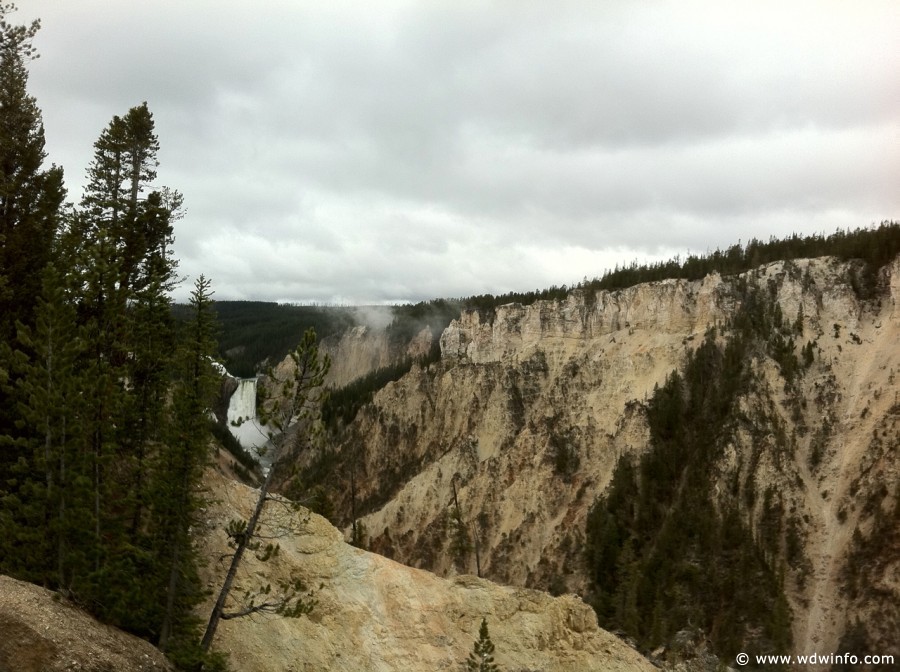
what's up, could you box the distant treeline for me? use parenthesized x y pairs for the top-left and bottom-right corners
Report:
(402, 222), (900, 323)
(177, 222), (899, 377)
(464, 221), (900, 317)
(385, 298), (462, 346)
(583, 221), (900, 294)
(171, 302), (357, 377)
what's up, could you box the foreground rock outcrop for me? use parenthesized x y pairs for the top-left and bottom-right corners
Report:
(200, 470), (654, 672)
(0, 575), (173, 672)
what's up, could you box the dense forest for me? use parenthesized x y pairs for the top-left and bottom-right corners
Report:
(0, 8), (223, 669)
(181, 301), (356, 377)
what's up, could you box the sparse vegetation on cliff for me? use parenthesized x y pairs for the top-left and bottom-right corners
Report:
(585, 322), (793, 659)
(304, 239), (899, 667)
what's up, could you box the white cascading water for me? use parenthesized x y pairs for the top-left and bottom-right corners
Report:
(227, 378), (257, 424)
(225, 378), (273, 465)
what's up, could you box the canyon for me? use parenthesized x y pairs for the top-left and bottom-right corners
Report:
(283, 255), (899, 658)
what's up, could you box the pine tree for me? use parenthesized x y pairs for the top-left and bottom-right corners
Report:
(465, 618), (501, 672)
(152, 275), (219, 664)
(78, 102), (160, 301)
(52, 102), (183, 626)
(120, 187), (180, 539)
(0, 1), (65, 511)
(0, 263), (86, 585)
(0, 3), (65, 341)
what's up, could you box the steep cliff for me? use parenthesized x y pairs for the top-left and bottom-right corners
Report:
(321, 323), (434, 389)
(304, 255), (899, 657)
(199, 470), (654, 672)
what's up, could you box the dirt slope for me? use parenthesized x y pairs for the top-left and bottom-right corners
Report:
(0, 575), (173, 672)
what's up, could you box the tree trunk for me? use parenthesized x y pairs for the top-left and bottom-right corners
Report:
(472, 521), (482, 578)
(158, 538), (180, 652)
(200, 450), (278, 653)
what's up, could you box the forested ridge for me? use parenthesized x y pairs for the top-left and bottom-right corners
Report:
(178, 301), (355, 377)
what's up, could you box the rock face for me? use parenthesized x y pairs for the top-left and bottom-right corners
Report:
(200, 470), (655, 672)
(321, 324), (433, 388)
(310, 256), (899, 656)
(0, 575), (173, 672)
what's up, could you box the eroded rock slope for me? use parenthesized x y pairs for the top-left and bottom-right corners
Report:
(310, 256), (899, 655)
(199, 470), (654, 672)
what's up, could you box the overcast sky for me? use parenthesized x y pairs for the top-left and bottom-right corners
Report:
(18, 1), (900, 304)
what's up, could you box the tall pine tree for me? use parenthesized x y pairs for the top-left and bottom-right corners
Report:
(0, 2), (66, 512)
(153, 275), (219, 662)
(0, 3), (65, 340)
(50, 103), (179, 623)
(0, 263), (87, 586)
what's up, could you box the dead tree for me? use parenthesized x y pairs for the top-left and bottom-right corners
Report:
(200, 328), (330, 654)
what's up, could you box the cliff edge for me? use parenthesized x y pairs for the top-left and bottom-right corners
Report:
(200, 469), (654, 672)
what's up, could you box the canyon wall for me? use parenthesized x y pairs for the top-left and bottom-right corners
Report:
(321, 323), (433, 389)
(310, 256), (899, 655)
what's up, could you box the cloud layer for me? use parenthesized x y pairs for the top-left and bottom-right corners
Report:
(21, 1), (899, 303)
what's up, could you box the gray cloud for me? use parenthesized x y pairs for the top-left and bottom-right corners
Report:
(19, 0), (900, 303)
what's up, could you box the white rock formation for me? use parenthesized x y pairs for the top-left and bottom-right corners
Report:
(200, 470), (655, 672)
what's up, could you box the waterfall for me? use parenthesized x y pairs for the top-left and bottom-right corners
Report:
(227, 378), (257, 426)
(226, 378), (272, 462)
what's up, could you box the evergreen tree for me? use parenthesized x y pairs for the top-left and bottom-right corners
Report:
(49, 103), (183, 627)
(152, 275), (219, 665)
(0, 1), (65, 513)
(120, 187), (180, 538)
(465, 618), (501, 672)
(78, 102), (160, 302)
(0, 3), (65, 341)
(0, 263), (86, 585)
